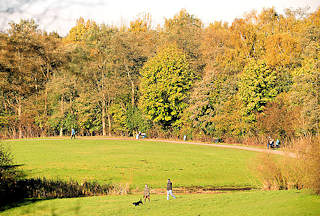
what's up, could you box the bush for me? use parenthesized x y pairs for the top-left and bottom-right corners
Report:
(0, 142), (25, 182)
(1, 177), (115, 207)
(0, 143), (14, 179)
(295, 137), (320, 194)
(254, 137), (320, 194)
(0, 143), (25, 205)
(0, 142), (116, 207)
(254, 153), (303, 190)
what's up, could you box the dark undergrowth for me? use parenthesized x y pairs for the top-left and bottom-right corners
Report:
(0, 177), (113, 210)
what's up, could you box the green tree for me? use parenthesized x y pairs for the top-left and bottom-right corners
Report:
(125, 105), (150, 135)
(140, 45), (195, 129)
(239, 60), (279, 133)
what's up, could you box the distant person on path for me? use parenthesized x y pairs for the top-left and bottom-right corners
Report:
(136, 131), (141, 139)
(144, 184), (150, 203)
(275, 139), (280, 148)
(71, 128), (76, 139)
(267, 136), (274, 149)
(167, 179), (176, 200)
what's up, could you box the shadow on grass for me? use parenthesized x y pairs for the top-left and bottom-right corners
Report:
(0, 177), (113, 211)
(0, 198), (44, 212)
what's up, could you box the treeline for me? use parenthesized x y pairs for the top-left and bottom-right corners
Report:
(0, 8), (319, 143)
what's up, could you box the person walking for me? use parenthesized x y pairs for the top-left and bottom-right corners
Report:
(144, 184), (150, 203)
(71, 128), (76, 139)
(166, 179), (176, 200)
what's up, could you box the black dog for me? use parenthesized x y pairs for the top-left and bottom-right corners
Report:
(132, 199), (143, 206)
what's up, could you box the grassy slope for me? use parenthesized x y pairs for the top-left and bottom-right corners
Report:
(5, 139), (259, 189)
(1, 190), (319, 216)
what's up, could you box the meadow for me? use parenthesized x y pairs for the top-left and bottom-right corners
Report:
(1, 138), (320, 215)
(5, 138), (259, 189)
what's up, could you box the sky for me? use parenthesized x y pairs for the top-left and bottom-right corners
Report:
(1, 0), (319, 36)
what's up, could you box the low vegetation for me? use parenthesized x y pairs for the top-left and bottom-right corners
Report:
(0, 143), (25, 205)
(255, 137), (320, 194)
(1, 178), (112, 204)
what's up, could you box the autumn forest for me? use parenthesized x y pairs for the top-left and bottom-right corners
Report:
(0, 8), (319, 143)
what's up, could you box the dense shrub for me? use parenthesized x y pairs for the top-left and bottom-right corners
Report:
(254, 137), (320, 194)
(295, 137), (320, 194)
(0, 177), (115, 207)
(0, 143), (25, 205)
(0, 141), (129, 207)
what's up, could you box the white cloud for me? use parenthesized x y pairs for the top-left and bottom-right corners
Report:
(0, 0), (319, 36)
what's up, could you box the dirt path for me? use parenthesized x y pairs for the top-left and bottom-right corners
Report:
(149, 139), (296, 158)
(86, 137), (296, 158)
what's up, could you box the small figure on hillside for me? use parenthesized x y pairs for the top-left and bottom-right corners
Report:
(141, 132), (146, 138)
(167, 179), (176, 200)
(144, 184), (150, 203)
(71, 128), (76, 139)
(267, 136), (274, 149)
(275, 139), (280, 148)
(136, 131), (141, 140)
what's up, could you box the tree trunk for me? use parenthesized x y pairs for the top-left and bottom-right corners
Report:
(106, 96), (112, 137)
(17, 52), (23, 139)
(43, 86), (48, 137)
(126, 68), (135, 106)
(59, 95), (64, 137)
(107, 112), (112, 137)
(131, 79), (135, 106)
(59, 127), (63, 137)
(11, 127), (16, 139)
(44, 65), (51, 136)
(18, 100), (22, 139)
(102, 98), (106, 136)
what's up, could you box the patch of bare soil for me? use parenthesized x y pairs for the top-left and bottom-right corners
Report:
(132, 186), (254, 195)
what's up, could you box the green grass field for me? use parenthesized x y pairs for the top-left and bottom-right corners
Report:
(1, 138), (319, 215)
(1, 190), (319, 216)
(5, 139), (259, 189)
